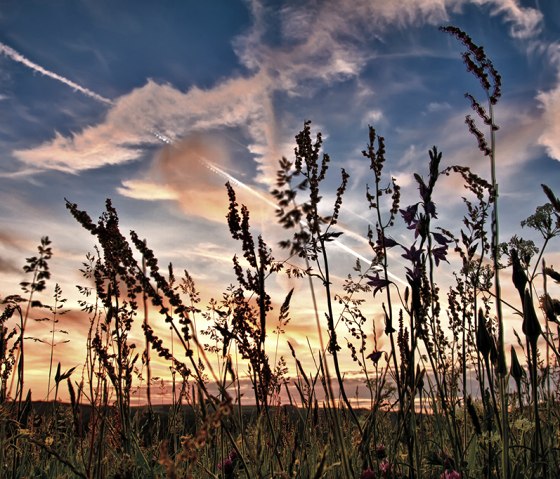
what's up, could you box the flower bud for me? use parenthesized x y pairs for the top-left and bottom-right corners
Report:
(522, 289), (542, 344)
(510, 346), (524, 383)
(511, 248), (527, 300)
(476, 309), (493, 359)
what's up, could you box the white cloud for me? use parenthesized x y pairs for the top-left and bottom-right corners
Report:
(472, 0), (543, 39)
(362, 109), (384, 126)
(536, 43), (560, 162)
(13, 76), (270, 173)
(537, 86), (560, 161)
(426, 101), (451, 113)
(117, 180), (179, 201)
(9, 0), (548, 187)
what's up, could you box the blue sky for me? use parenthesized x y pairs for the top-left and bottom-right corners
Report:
(1, 0), (559, 400)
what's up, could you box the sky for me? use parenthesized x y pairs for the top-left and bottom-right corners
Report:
(1, 0), (560, 404)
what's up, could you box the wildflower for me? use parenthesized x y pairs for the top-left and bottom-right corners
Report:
(194, 428), (207, 448)
(218, 450), (238, 479)
(367, 273), (391, 297)
(375, 444), (387, 459)
(367, 351), (383, 365)
(360, 467), (376, 479)
(432, 245), (449, 266)
(441, 470), (461, 479)
(400, 204), (419, 228)
(379, 459), (392, 476)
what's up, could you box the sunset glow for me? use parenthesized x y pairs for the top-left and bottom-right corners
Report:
(1, 1), (559, 406)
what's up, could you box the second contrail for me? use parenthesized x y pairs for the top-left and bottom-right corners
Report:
(0, 42), (114, 105)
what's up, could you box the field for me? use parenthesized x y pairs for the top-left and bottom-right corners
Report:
(1, 27), (560, 479)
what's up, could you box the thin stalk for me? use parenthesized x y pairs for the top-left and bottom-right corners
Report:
(487, 99), (509, 479)
(305, 250), (353, 478)
(142, 247), (153, 413)
(319, 238), (363, 437)
(46, 290), (59, 402)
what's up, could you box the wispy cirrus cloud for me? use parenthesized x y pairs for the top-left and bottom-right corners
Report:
(536, 43), (560, 162)
(4, 0), (549, 189)
(13, 75), (271, 173)
(472, 0), (543, 39)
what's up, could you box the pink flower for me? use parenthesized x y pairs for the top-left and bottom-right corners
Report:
(360, 467), (376, 479)
(379, 459), (392, 476)
(441, 470), (461, 479)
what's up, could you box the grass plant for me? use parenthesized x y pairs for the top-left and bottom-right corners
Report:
(1, 26), (560, 479)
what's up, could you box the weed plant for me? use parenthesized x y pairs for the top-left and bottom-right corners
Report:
(1, 26), (560, 479)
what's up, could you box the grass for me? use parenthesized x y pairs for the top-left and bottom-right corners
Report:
(1, 26), (560, 478)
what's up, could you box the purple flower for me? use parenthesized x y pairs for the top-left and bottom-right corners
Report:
(367, 273), (391, 297)
(220, 458), (234, 474)
(400, 204), (419, 227)
(218, 450), (238, 477)
(379, 459), (392, 476)
(432, 245), (449, 266)
(375, 444), (387, 459)
(367, 351), (383, 365)
(441, 470), (461, 479)
(401, 243), (423, 264)
(360, 467), (376, 479)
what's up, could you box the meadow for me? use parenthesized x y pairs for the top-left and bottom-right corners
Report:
(1, 27), (560, 479)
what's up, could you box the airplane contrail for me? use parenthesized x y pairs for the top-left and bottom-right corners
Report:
(202, 157), (407, 286)
(0, 42), (114, 105)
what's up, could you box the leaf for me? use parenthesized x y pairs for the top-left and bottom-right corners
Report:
(378, 235), (399, 249)
(55, 363), (77, 384)
(322, 231), (344, 242)
(432, 232), (451, 246)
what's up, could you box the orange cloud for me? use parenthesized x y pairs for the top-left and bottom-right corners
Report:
(119, 134), (276, 224)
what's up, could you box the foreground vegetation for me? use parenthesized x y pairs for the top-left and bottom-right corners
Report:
(1, 27), (560, 479)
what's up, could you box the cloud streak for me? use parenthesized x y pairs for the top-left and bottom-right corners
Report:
(3, 1), (553, 190)
(0, 42), (114, 106)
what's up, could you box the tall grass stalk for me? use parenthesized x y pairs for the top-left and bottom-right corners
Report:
(2, 25), (560, 479)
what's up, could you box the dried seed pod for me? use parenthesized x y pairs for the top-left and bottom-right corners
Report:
(541, 293), (560, 323)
